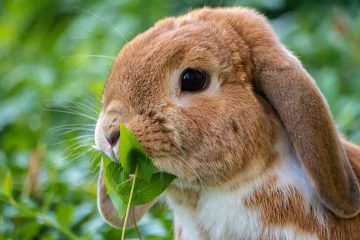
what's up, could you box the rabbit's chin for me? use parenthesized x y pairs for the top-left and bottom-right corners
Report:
(150, 157), (229, 188)
(170, 178), (205, 191)
(150, 158), (200, 184)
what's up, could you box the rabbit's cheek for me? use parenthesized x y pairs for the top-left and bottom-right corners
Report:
(127, 114), (180, 159)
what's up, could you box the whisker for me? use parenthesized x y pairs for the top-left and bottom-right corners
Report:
(76, 8), (129, 43)
(61, 98), (100, 117)
(55, 94), (101, 109)
(180, 160), (206, 191)
(65, 140), (94, 155)
(50, 127), (95, 133)
(155, 149), (207, 193)
(54, 129), (95, 137)
(56, 134), (94, 145)
(68, 147), (97, 163)
(49, 124), (96, 131)
(45, 94), (101, 171)
(71, 36), (108, 43)
(51, 123), (96, 128)
(172, 148), (207, 192)
(62, 54), (115, 60)
(87, 91), (102, 105)
(54, 148), (95, 169)
(89, 152), (102, 171)
(45, 108), (97, 122)
(63, 136), (93, 149)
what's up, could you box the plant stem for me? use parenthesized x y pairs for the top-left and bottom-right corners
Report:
(132, 208), (142, 240)
(5, 197), (79, 240)
(121, 166), (138, 240)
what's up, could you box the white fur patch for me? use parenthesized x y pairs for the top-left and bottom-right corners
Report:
(166, 128), (325, 239)
(168, 203), (204, 239)
(198, 185), (262, 239)
(274, 129), (327, 229)
(268, 226), (318, 240)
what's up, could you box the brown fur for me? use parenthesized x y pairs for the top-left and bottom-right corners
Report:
(166, 186), (200, 210)
(187, 6), (360, 219)
(95, 6), (360, 238)
(244, 179), (324, 239)
(244, 142), (360, 239)
(101, 12), (276, 185)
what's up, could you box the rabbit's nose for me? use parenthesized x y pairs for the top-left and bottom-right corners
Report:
(105, 129), (120, 147)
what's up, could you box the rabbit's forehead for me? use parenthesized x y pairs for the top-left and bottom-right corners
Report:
(103, 19), (234, 110)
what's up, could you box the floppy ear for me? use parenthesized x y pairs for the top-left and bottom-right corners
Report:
(195, 7), (360, 218)
(97, 161), (156, 228)
(97, 163), (122, 228)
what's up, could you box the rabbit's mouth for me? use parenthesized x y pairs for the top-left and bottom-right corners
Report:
(92, 143), (118, 163)
(94, 106), (182, 165)
(94, 112), (120, 163)
(110, 141), (120, 161)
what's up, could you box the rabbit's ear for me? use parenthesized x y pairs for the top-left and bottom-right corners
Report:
(97, 161), (156, 227)
(97, 163), (122, 228)
(199, 7), (360, 218)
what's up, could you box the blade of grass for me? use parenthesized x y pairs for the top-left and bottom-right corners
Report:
(121, 165), (138, 240)
(132, 208), (142, 240)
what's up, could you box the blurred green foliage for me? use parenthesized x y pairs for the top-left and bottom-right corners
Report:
(0, 0), (359, 239)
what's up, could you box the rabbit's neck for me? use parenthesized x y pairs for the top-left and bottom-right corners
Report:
(166, 129), (325, 240)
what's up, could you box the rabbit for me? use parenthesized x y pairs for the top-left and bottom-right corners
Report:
(94, 6), (360, 240)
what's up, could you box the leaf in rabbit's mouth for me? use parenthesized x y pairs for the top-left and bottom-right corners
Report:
(94, 123), (176, 236)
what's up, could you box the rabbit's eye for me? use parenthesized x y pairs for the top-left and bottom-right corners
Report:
(181, 69), (208, 92)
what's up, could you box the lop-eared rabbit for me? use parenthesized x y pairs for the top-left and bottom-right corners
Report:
(94, 7), (360, 240)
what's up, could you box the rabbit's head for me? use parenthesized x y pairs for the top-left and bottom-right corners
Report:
(95, 7), (360, 219)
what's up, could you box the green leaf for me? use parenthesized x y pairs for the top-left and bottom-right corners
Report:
(90, 153), (102, 172)
(102, 157), (127, 218)
(3, 170), (12, 198)
(108, 191), (127, 219)
(137, 172), (176, 203)
(99, 124), (176, 233)
(17, 222), (41, 240)
(55, 205), (75, 228)
(119, 123), (144, 176)
(40, 234), (57, 240)
(117, 172), (175, 205)
(103, 156), (125, 190)
(137, 154), (153, 183)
